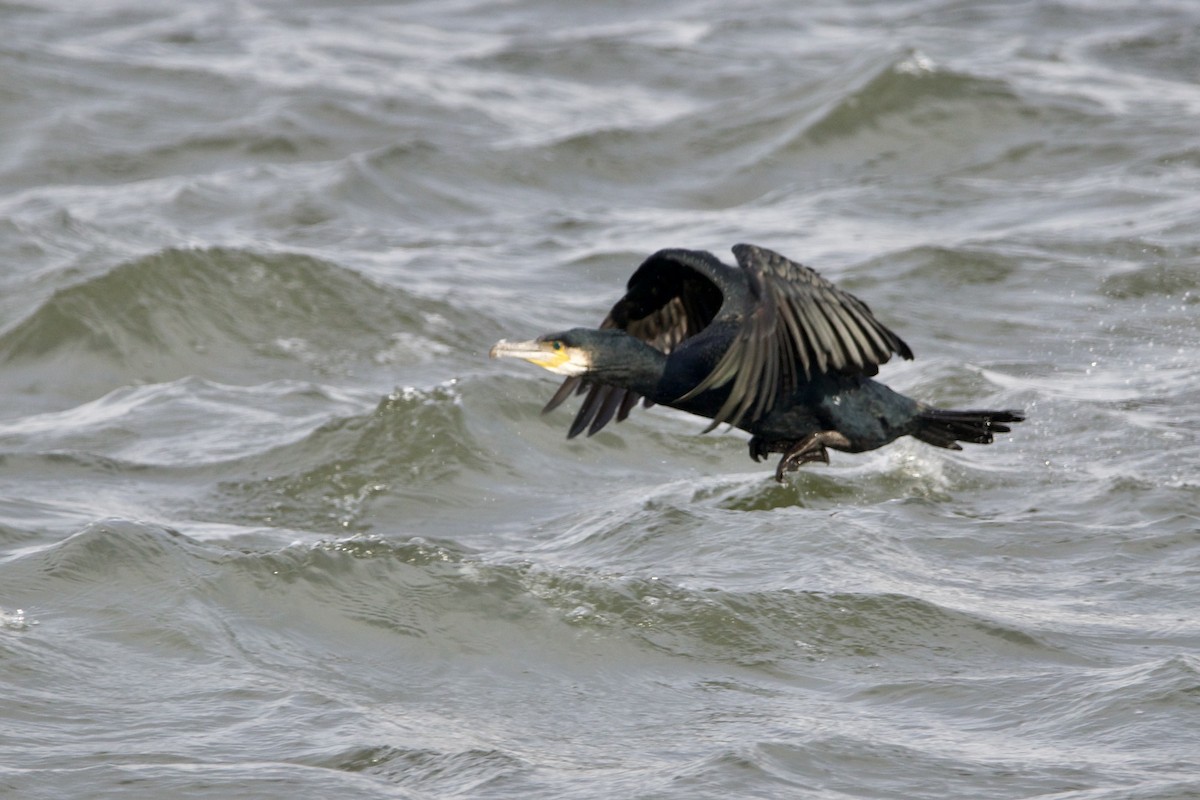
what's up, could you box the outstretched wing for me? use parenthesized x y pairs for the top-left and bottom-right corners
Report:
(678, 243), (913, 431)
(543, 249), (728, 437)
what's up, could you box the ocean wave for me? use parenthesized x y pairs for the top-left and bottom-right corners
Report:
(801, 51), (1022, 144)
(0, 376), (369, 466)
(4, 520), (1061, 671)
(207, 382), (484, 533)
(320, 744), (529, 795)
(0, 247), (471, 407)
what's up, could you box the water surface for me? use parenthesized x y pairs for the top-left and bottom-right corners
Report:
(2, 1), (1199, 798)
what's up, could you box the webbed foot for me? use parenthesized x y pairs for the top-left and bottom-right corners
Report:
(774, 437), (830, 482)
(768, 431), (854, 482)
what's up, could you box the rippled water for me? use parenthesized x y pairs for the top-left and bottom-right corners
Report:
(2, 1), (1199, 798)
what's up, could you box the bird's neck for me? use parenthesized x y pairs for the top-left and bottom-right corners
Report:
(588, 333), (668, 399)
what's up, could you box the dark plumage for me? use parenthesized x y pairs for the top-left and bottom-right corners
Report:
(490, 244), (1024, 481)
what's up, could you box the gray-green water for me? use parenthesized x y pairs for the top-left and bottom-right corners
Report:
(2, 2), (1199, 798)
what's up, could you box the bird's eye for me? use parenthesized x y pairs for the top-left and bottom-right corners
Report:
(552, 341), (562, 351)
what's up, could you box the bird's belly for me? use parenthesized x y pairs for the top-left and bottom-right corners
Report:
(749, 377), (918, 452)
(749, 406), (825, 442)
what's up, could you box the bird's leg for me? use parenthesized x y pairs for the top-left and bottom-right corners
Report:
(774, 437), (829, 482)
(749, 432), (849, 480)
(768, 431), (854, 482)
(748, 435), (827, 472)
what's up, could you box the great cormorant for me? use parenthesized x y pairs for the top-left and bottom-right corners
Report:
(490, 244), (1024, 481)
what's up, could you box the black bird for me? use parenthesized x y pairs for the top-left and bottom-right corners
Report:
(490, 244), (1023, 481)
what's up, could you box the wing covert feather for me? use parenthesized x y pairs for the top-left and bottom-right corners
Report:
(678, 243), (912, 430)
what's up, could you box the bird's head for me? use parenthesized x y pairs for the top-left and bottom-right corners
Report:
(488, 328), (608, 376)
(489, 328), (656, 379)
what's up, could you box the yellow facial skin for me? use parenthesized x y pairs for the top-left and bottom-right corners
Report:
(489, 339), (590, 376)
(529, 341), (570, 370)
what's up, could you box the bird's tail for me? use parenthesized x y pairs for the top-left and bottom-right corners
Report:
(913, 407), (1025, 450)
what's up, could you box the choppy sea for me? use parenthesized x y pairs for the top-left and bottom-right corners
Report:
(2, 1), (1199, 798)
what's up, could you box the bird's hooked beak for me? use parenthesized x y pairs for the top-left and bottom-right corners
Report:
(489, 337), (591, 376)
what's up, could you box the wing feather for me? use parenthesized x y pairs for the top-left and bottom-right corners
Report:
(546, 250), (727, 437)
(587, 386), (626, 436)
(567, 384), (606, 438)
(677, 243), (912, 429)
(542, 375), (584, 414)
